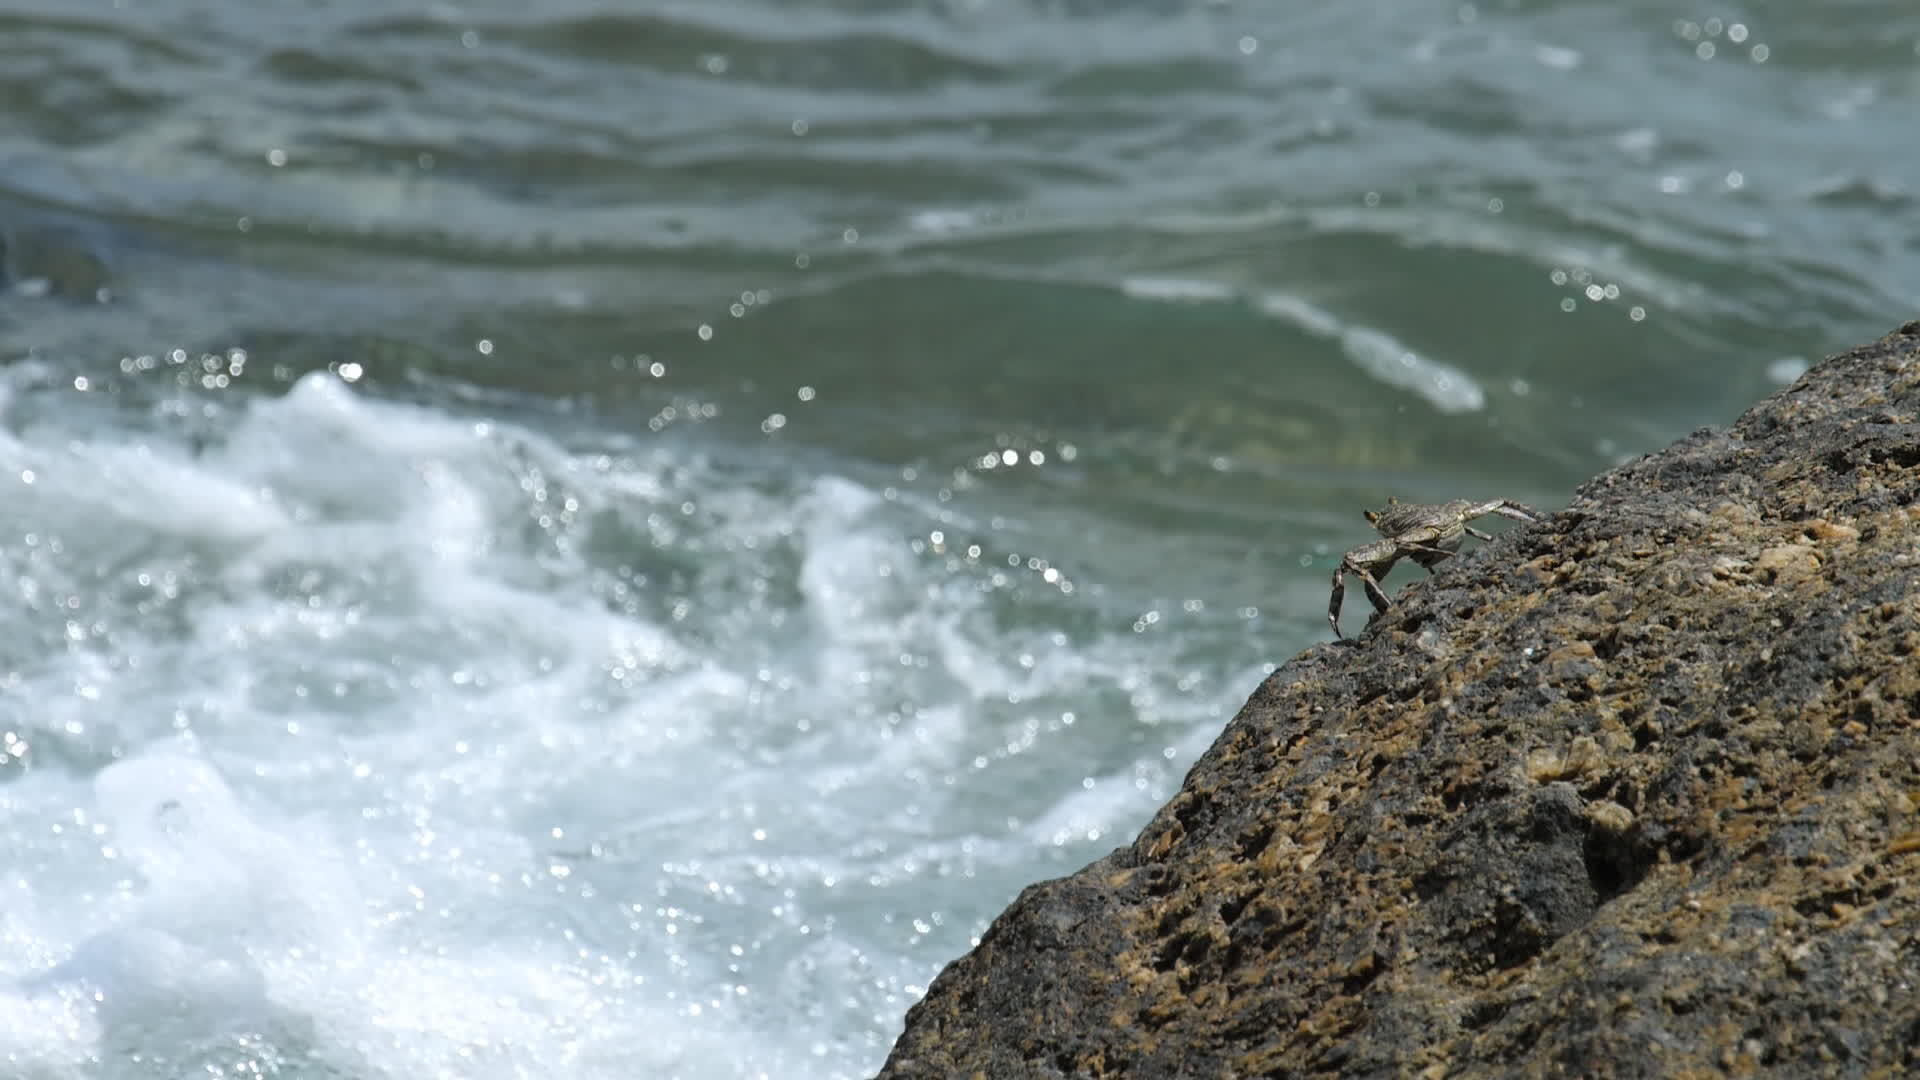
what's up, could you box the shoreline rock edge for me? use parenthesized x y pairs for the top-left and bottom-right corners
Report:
(878, 321), (1920, 1079)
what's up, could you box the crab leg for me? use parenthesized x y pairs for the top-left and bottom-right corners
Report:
(1328, 561), (1394, 640)
(1484, 500), (1541, 523)
(1400, 539), (1458, 570)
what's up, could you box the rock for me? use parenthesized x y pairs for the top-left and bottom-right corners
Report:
(878, 321), (1920, 1079)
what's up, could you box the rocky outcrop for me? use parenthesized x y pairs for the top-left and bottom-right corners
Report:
(880, 323), (1920, 1078)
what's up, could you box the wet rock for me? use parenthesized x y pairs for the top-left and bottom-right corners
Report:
(879, 321), (1920, 1079)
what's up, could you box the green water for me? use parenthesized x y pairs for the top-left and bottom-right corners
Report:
(2, 2), (1917, 1075)
(12, 2), (1911, 631)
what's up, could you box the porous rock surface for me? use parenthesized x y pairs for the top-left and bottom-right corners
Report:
(879, 323), (1920, 1078)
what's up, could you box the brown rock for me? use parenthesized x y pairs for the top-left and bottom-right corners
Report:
(878, 323), (1920, 1079)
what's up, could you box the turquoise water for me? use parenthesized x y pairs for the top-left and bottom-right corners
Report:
(2, 3), (1917, 1077)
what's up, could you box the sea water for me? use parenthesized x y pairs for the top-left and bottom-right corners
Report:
(3, 1), (1917, 1077)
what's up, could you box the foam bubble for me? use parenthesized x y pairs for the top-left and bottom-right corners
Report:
(1, 751), (351, 1070)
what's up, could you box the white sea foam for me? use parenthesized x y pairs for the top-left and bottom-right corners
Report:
(1120, 276), (1238, 303)
(0, 423), (287, 545)
(908, 208), (978, 234)
(1257, 293), (1488, 413)
(0, 367), (1244, 1078)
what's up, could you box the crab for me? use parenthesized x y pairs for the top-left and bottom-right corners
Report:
(1328, 497), (1542, 640)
